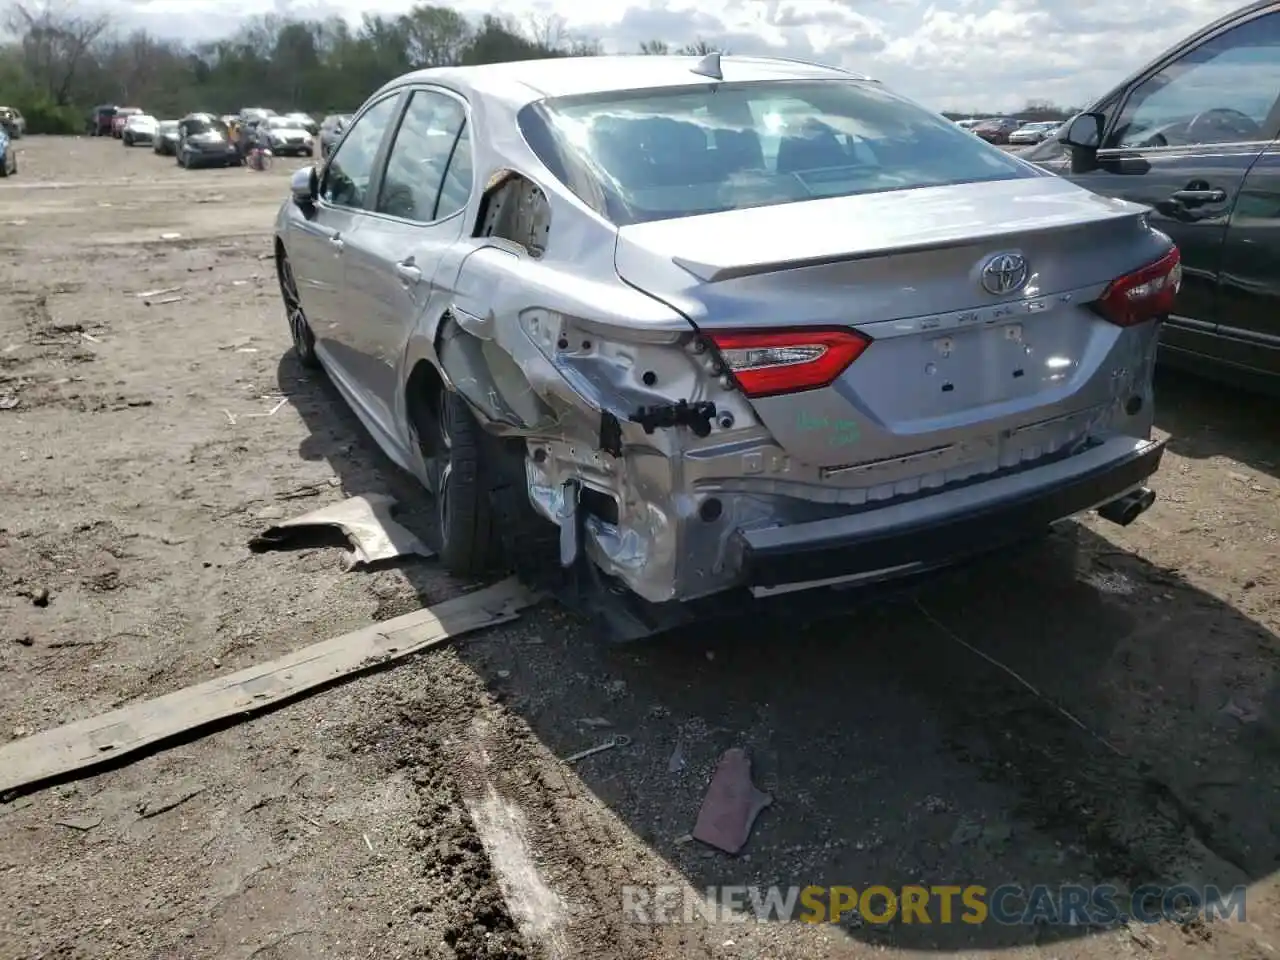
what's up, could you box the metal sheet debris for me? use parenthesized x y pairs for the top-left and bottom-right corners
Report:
(247, 493), (434, 569)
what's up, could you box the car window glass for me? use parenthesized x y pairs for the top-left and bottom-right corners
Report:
(520, 79), (1031, 226)
(1108, 11), (1280, 149)
(322, 95), (400, 209)
(435, 122), (473, 220)
(375, 90), (467, 222)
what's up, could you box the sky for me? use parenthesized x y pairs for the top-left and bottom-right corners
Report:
(103, 0), (1248, 112)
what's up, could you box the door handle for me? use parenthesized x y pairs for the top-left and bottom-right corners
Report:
(395, 258), (421, 284)
(1169, 188), (1225, 205)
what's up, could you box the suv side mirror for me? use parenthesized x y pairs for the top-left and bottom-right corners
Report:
(1059, 111), (1105, 173)
(1061, 112), (1104, 150)
(291, 165), (318, 214)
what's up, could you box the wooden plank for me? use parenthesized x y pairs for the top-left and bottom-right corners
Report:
(0, 577), (538, 795)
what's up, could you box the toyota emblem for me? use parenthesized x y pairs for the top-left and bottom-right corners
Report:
(980, 253), (1029, 296)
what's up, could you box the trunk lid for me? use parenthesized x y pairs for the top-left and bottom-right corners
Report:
(614, 177), (1166, 475)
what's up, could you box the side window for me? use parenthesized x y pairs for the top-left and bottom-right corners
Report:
(375, 90), (468, 223)
(1108, 11), (1280, 149)
(322, 95), (400, 209)
(435, 122), (473, 221)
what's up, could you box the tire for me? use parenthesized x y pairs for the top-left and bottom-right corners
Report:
(277, 251), (320, 369)
(428, 390), (502, 578)
(416, 379), (560, 583)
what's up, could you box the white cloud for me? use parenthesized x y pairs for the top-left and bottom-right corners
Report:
(105, 0), (1247, 111)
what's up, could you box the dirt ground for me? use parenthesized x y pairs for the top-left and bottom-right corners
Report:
(1, 135), (1279, 960)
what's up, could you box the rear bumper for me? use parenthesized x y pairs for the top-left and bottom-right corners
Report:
(738, 436), (1165, 589)
(189, 151), (239, 166)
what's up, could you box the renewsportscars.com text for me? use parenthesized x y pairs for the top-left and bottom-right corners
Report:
(622, 883), (1247, 926)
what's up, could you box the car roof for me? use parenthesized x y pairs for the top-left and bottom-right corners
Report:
(385, 54), (870, 107)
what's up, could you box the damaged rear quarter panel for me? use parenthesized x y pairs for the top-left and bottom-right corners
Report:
(391, 127), (763, 601)
(434, 213), (771, 603)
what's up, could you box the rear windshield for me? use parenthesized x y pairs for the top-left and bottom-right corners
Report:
(517, 79), (1034, 226)
(186, 118), (226, 135)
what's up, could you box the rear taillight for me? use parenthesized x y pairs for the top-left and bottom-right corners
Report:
(707, 328), (871, 398)
(1093, 247), (1181, 327)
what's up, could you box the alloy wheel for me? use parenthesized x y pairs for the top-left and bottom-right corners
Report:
(278, 255), (318, 367)
(434, 398), (454, 550)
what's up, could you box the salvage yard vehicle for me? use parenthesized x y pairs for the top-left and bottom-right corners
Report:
(0, 127), (16, 177)
(122, 113), (159, 146)
(319, 113), (352, 157)
(176, 113), (241, 169)
(111, 107), (142, 138)
(257, 115), (314, 156)
(274, 54), (1176, 638)
(974, 117), (1022, 143)
(1028, 0), (1280, 389)
(86, 104), (117, 136)
(1008, 120), (1060, 144)
(0, 106), (25, 138)
(153, 120), (180, 155)
(285, 111), (319, 135)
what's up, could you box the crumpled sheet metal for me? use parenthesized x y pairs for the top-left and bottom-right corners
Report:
(248, 493), (434, 570)
(692, 748), (773, 855)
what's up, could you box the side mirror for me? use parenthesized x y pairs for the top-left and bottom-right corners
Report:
(291, 165), (318, 212)
(1059, 111), (1105, 173)
(1060, 112), (1104, 150)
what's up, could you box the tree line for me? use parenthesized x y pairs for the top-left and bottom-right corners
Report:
(0, 0), (1077, 135)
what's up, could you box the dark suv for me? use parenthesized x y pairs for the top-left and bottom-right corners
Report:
(86, 105), (118, 137)
(1029, 0), (1280, 390)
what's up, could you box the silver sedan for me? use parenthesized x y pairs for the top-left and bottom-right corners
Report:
(274, 54), (1176, 636)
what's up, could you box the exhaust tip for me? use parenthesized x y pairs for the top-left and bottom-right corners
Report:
(1097, 487), (1156, 527)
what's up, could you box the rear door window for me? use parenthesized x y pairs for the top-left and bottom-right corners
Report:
(374, 89), (468, 223)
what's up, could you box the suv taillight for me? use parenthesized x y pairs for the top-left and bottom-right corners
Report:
(1093, 247), (1181, 327)
(707, 328), (872, 399)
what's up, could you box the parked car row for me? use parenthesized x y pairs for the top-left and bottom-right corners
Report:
(104, 106), (332, 168)
(951, 117), (1065, 145)
(1008, 120), (1062, 144)
(85, 103), (323, 147)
